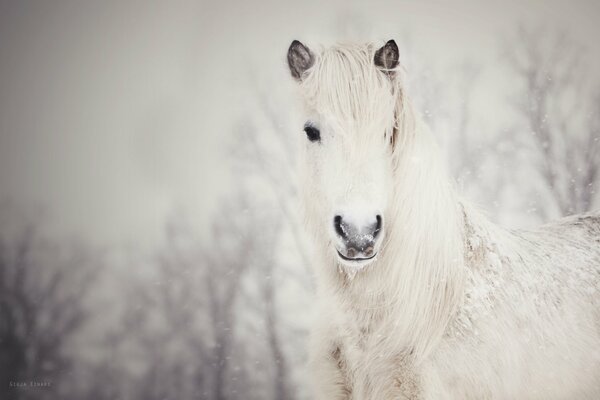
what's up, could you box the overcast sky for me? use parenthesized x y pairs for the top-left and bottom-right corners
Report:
(1, 0), (599, 248)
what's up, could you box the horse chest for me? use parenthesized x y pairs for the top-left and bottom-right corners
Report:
(335, 304), (385, 350)
(334, 309), (416, 397)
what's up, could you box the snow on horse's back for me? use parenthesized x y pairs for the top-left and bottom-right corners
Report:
(287, 40), (600, 399)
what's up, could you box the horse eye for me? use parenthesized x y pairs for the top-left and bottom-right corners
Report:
(304, 126), (321, 142)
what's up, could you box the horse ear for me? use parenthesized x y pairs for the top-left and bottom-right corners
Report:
(287, 40), (314, 81)
(374, 40), (399, 73)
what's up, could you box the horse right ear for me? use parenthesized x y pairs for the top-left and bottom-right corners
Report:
(287, 40), (314, 81)
(374, 40), (399, 74)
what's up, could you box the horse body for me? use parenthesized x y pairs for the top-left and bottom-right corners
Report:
(427, 212), (600, 400)
(287, 40), (600, 399)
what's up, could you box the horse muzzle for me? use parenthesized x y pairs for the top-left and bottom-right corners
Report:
(333, 214), (383, 267)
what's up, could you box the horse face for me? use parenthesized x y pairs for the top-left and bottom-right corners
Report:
(288, 40), (400, 269)
(300, 115), (392, 269)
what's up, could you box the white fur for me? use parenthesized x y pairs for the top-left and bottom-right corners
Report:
(291, 42), (600, 399)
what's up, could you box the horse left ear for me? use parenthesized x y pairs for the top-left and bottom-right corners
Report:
(288, 40), (315, 81)
(374, 40), (399, 73)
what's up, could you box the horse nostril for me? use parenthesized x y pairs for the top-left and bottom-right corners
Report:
(347, 248), (356, 258)
(364, 246), (374, 257)
(334, 215), (346, 238)
(374, 215), (383, 237)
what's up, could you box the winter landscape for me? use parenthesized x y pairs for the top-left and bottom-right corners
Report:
(1, 1), (599, 399)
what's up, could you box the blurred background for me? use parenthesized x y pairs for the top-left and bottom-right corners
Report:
(1, 0), (599, 399)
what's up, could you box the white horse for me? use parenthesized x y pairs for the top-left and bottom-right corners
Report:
(286, 40), (600, 400)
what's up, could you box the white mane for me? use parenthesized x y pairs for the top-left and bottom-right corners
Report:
(293, 41), (600, 400)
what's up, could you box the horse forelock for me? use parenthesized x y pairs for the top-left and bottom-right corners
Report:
(299, 43), (401, 140)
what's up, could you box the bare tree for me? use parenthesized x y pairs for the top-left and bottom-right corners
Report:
(233, 71), (314, 281)
(0, 221), (96, 400)
(110, 214), (220, 400)
(105, 70), (307, 398)
(199, 193), (293, 400)
(224, 73), (319, 399)
(109, 190), (294, 400)
(204, 194), (262, 400)
(448, 63), (483, 181)
(504, 26), (600, 218)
